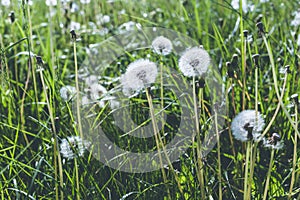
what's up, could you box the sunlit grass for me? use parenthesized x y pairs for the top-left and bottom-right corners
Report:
(0, 0), (299, 199)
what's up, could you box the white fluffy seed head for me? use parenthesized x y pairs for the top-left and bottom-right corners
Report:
(178, 47), (210, 77)
(60, 136), (90, 159)
(151, 36), (173, 56)
(231, 110), (265, 142)
(121, 59), (158, 96)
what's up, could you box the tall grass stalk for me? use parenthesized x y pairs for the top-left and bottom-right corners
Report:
(37, 61), (64, 200)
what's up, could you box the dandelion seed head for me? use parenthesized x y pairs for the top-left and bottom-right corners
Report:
(231, 110), (265, 142)
(1, 0), (10, 6)
(121, 59), (158, 96)
(231, 0), (252, 13)
(291, 10), (300, 27)
(151, 36), (173, 56)
(60, 136), (90, 159)
(80, 0), (91, 4)
(85, 75), (98, 85)
(263, 133), (283, 150)
(70, 21), (81, 31)
(60, 85), (76, 101)
(89, 83), (107, 101)
(45, 0), (57, 6)
(178, 47), (210, 77)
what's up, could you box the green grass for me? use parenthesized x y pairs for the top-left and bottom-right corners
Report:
(0, 0), (299, 199)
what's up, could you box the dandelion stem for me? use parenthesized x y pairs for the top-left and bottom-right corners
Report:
(73, 40), (83, 139)
(239, 1), (246, 111)
(215, 107), (222, 200)
(247, 60), (259, 199)
(145, 88), (171, 200)
(263, 149), (275, 200)
(74, 158), (80, 200)
(249, 73), (288, 199)
(193, 77), (205, 199)
(160, 58), (165, 142)
(289, 102), (298, 198)
(262, 34), (300, 138)
(244, 141), (251, 200)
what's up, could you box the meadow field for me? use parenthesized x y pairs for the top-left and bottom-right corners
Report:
(0, 0), (299, 199)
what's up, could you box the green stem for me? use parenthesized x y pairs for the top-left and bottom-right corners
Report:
(262, 35), (300, 138)
(73, 41), (83, 139)
(38, 68), (63, 200)
(145, 88), (171, 200)
(263, 149), (275, 200)
(193, 77), (205, 199)
(289, 102), (298, 199)
(216, 109), (222, 200)
(74, 158), (80, 200)
(244, 141), (251, 200)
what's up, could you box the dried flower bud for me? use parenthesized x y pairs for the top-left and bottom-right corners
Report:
(284, 65), (291, 74)
(218, 18), (224, 27)
(231, 54), (239, 70)
(226, 61), (235, 78)
(256, 22), (265, 34)
(196, 78), (205, 89)
(255, 14), (263, 23)
(9, 11), (15, 23)
(243, 30), (249, 38)
(291, 93), (299, 104)
(70, 30), (77, 40)
(252, 54), (260, 67)
(35, 56), (44, 66)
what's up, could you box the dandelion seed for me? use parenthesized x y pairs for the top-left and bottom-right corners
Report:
(231, 110), (265, 142)
(60, 85), (76, 101)
(60, 136), (90, 159)
(263, 133), (283, 150)
(151, 36), (173, 56)
(178, 47), (210, 77)
(120, 59), (158, 96)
